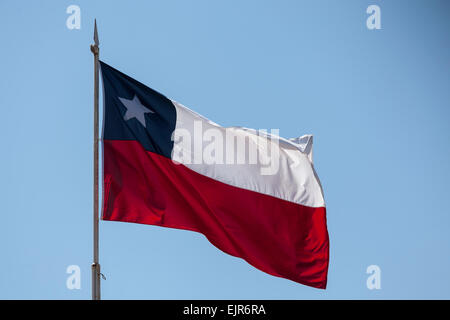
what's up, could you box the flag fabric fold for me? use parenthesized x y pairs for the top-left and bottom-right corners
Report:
(100, 61), (329, 289)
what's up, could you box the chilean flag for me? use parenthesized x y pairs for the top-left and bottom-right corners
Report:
(100, 61), (329, 289)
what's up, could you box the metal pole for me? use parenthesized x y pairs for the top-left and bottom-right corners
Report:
(90, 19), (101, 301)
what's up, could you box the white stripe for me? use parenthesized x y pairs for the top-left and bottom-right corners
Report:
(171, 100), (325, 208)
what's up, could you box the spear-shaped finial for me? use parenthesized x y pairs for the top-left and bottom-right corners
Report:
(91, 19), (99, 55)
(94, 19), (99, 46)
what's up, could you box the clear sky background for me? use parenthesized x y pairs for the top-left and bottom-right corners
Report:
(1, 0), (449, 299)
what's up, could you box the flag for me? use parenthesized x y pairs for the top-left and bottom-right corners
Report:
(100, 61), (329, 289)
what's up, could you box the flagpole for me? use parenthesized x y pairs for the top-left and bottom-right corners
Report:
(90, 19), (101, 300)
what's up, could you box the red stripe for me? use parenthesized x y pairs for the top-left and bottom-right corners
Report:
(102, 140), (329, 289)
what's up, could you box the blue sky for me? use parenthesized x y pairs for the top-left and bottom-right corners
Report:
(1, 0), (449, 299)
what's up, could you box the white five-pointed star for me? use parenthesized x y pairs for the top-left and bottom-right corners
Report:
(119, 95), (154, 128)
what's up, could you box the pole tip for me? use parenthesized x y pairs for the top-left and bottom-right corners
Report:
(94, 19), (99, 46)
